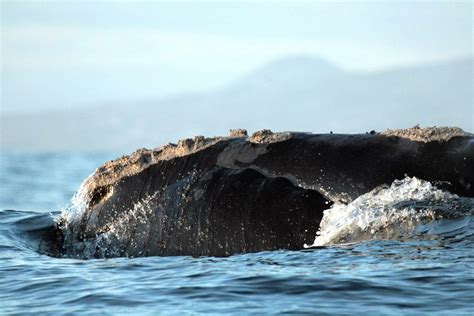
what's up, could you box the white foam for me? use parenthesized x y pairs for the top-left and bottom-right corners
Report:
(55, 175), (92, 230)
(305, 177), (473, 247)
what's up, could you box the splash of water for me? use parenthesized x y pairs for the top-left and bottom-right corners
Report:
(55, 171), (96, 230)
(306, 177), (474, 247)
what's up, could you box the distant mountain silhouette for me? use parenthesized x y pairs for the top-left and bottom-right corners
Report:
(1, 56), (472, 152)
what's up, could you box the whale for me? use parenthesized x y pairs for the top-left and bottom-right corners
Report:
(54, 126), (473, 258)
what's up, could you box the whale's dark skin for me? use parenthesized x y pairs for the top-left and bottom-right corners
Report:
(61, 167), (329, 258)
(56, 128), (473, 258)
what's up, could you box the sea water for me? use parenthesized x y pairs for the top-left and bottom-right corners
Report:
(1, 152), (473, 315)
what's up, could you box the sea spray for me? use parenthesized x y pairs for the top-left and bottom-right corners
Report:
(306, 177), (474, 247)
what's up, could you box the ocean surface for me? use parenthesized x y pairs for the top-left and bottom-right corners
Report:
(1, 152), (473, 315)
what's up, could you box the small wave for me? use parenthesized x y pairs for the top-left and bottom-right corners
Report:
(0, 209), (63, 256)
(306, 177), (474, 247)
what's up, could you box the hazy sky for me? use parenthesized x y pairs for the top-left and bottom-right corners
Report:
(1, 0), (472, 113)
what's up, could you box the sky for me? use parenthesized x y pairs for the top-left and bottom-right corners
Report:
(1, 0), (473, 113)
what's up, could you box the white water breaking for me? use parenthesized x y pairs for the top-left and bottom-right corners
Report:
(306, 177), (474, 247)
(55, 171), (97, 230)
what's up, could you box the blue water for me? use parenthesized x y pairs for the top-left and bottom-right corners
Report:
(1, 153), (473, 315)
